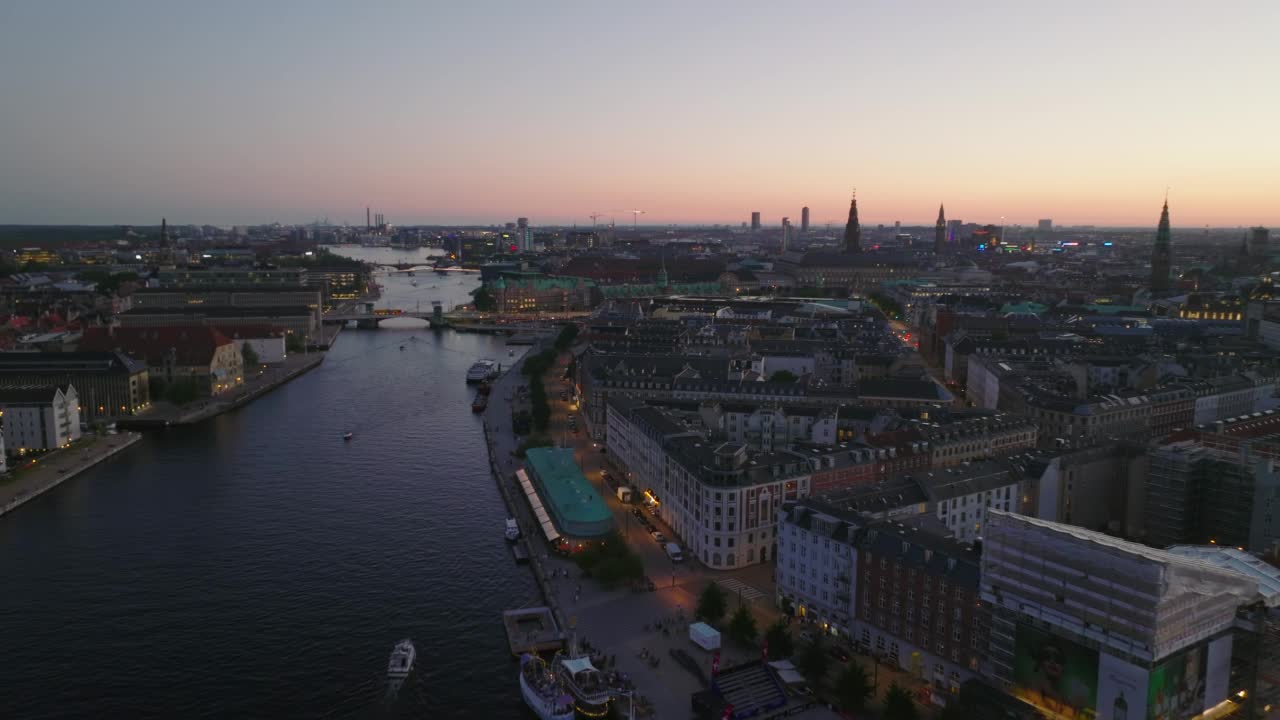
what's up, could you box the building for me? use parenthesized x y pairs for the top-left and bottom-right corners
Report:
(0, 385), (82, 453)
(935, 205), (947, 254)
(800, 206), (810, 233)
(751, 212), (761, 232)
(607, 398), (810, 569)
(80, 326), (244, 397)
(517, 217), (531, 251)
(780, 217), (791, 254)
(1037, 219), (1053, 232)
(1249, 226), (1270, 260)
(0, 351), (150, 421)
(129, 285), (321, 313)
(918, 461), (1022, 544)
(844, 192), (861, 253)
(1144, 438), (1280, 551)
(484, 273), (596, 314)
(522, 447), (613, 539)
(982, 510), (1255, 720)
(1151, 199), (1172, 294)
(117, 305), (318, 342)
(776, 500), (987, 700)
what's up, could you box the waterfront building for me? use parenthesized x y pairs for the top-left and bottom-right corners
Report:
(606, 398), (810, 568)
(982, 510), (1255, 720)
(117, 305), (317, 341)
(129, 285), (322, 314)
(0, 385), (82, 453)
(156, 267), (308, 286)
(523, 448), (613, 540)
(80, 326), (244, 396)
(483, 273), (596, 314)
(0, 351), (149, 421)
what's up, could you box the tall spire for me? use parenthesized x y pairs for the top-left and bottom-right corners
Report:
(843, 189), (861, 253)
(934, 204), (946, 254)
(159, 217), (169, 249)
(1151, 198), (1172, 294)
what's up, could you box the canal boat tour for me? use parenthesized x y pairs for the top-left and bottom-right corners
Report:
(519, 654), (575, 720)
(465, 359), (499, 384)
(387, 639), (416, 679)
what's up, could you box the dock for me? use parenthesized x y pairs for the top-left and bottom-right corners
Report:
(502, 607), (565, 656)
(1, 433), (144, 517)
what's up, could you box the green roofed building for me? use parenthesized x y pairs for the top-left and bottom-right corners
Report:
(484, 272), (596, 314)
(524, 447), (614, 538)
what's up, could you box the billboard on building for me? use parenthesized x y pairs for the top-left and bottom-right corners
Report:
(1011, 622), (1099, 718)
(1146, 643), (1207, 719)
(1204, 635), (1232, 714)
(1097, 652), (1149, 720)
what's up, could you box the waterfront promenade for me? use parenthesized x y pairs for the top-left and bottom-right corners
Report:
(120, 350), (326, 428)
(0, 433), (143, 517)
(481, 347), (841, 719)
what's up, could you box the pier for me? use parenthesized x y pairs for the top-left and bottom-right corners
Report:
(0, 433), (144, 517)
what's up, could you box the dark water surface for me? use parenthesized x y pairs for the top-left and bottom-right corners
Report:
(0, 256), (540, 718)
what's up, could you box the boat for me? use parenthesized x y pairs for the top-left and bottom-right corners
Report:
(553, 651), (613, 717)
(477, 382), (492, 396)
(519, 654), (576, 720)
(343, 432), (354, 441)
(505, 517), (520, 542)
(472, 393), (488, 413)
(388, 639), (416, 679)
(465, 359), (500, 384)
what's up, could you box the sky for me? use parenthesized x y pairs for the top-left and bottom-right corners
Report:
(1, 1), (1277, 228)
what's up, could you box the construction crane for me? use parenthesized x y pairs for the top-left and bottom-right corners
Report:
(628, 209), (645, 230)
(589, 212), (606, 229)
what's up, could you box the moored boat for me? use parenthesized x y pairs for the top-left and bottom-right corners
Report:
(554, 652), (613, 717)
(519, 654), (575, 720)
(505, 517), (520, 542)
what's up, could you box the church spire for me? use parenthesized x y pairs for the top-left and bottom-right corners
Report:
(1151, 198), (1172, 294)
(934, 204), (946, 254)
(843, 190), (861, 253)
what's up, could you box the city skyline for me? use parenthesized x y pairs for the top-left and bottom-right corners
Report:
(1, 1), (1278, 227)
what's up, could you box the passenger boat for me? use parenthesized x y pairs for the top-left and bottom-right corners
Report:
(554, 650), (613, 717)
(387, 639), (416, 679)
(466, 359), (500, 383)
(519, 654), (575, 720)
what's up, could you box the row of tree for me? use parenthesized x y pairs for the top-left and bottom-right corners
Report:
(694, 582), (938, 719)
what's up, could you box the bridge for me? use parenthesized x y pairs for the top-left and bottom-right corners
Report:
(377, 263), (481, 272)
(323, 309), (564, 335)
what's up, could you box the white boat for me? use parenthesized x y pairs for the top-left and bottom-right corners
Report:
(505, 518), (521, 542)
(343, 432), (354, 441)
(388, 639), (416, 679)
(466, 359), (500, 384)
(520, 654), (575, 720)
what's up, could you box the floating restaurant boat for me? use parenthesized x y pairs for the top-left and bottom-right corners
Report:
(554, 651), (613, 718)
(466, 359), (500, 384)
(387, 639), (416, 679)
(519, 654), (575, 720)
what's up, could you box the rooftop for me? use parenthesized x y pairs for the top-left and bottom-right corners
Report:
(524, 448), (613, 538)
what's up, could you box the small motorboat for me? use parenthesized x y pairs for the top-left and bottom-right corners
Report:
(505, 517), (521, 542)
(400, 345), (406, 350)
(388, 639), (416, 679)
(343, 432), (354, 441)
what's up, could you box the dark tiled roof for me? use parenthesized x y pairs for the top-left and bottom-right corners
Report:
(80, 326), (235, 366)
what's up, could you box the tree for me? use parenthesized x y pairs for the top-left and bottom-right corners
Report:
(472, 286), (497, 312)
(242, 342), (260, 367)
(835, 661), (873, 713)
(285, 333), (306, 353)
(768, 370), (799, 383)
(763, 620), (794, 659)
(883, 683), (919, 720)
(935, 701), (969, 720)
(696, 582), (727, 624)
(554, 323), (579, 351)
(727, 605), (757, 645)
(797, 634), (830, 688)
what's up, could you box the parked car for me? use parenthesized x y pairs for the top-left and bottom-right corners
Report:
(651, 531), (666, 543)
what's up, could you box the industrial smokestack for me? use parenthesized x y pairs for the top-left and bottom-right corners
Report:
(366, 207), (371, 229)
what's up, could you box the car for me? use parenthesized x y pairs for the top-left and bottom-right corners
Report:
(631, 508), (644, 519)
(828, 645), (851, 662)
(651, 531), (666, 543)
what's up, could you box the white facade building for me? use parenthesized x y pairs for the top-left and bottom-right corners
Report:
(608, 397), (810, 569)
(0, 385), (82, 453)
